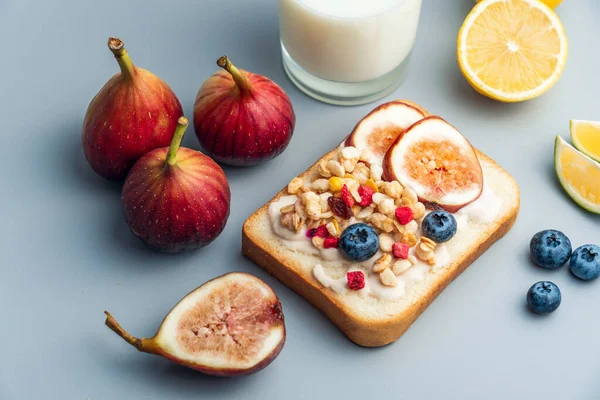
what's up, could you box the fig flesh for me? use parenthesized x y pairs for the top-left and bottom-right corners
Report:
(121, 117), (230, 253)
(82, 37), (183, 181)
(105, 272), (285, 376)
(383, 116), (483, 212)
(193, 56), (295, 166)
(345, 100), (426, 165)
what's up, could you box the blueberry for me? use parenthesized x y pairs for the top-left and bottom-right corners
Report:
(526, 281), (561, 314)
(529, 230), (572, 269)
(339, 223), (379, 262)
(570, 244), (600, 281)
(421, 211), (457, 243)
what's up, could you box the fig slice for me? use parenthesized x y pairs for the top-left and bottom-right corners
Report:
(345, 100), (427, 165)
(383, 116), (483, 212)
(104, 272), (285, 377)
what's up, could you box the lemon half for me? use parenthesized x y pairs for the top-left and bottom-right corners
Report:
(458, 0), (568, 102)
(570, 120), (600, 163)
(555, 135), (600, 214)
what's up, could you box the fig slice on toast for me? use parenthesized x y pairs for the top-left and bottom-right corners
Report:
(345, 100), (426, 165)
(383, 116), (483, 212)
(104, 272), (285, 377)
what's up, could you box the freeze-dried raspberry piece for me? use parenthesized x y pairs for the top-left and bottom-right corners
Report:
(341, 184), (355, 207)
(347, 270), (365, 290)
(358, 185), (375, 207)
(395, 206), (414, 225)
(392, 242), (410, 259)
(324, 237), (339, 249)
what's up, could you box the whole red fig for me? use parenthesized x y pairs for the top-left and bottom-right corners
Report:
(82, 37), (183, 181)
(122, 117), (231, 253)
(193, 56), (295, 166)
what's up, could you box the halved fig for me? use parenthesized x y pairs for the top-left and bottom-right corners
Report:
(345, 100), (427, 165)
(383, 116), (483, 212)
(104, 272), (285, 377)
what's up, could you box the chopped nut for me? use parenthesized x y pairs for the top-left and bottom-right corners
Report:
(343, 178), (360, 192)
(301, 191), (320, 205)
(306, 202), (322, 220)
(379, 233), (394, 252)
(408, 255), (417, 265)
(307, 218), (322, 229)
(326, 221), (339, 237)
(340, 148), (360, 173)
(350, 187), (362, 203)
(280, 204), (295, 214)
(292, 213), (303, 232)
(317, 159), (332, 178)
(327, 160), (345, 177)
(295, 199), (308, 219)
(379, 268), (397, 287)
(392, 220), (406, 234)
(360, 148), (374, 163)
(377, 198), (396, 217)
(401, 197), (413, 206)
(319, 193), (332, 212)
(280, 212), (293, 231)
(341, 146), (360, 160)
(393, 232), (404, 242)
(287, 177), (304, 194)
(370, 164), (383, 181)
(372, 192), (392, 205)
(373, 253), (393, 273)
(352, 162), (371, 184)
(319, 211), (333, 219)
(401, 232), (418, 247)
(416, 245), (434, 262)
(352, 205), (362, 215)
(392, 259), (412, 275)
(411, 202), (426, 220)
(371, 213), (395, 233)
(312, 236), (325, 249)
(311, 179), (330, 192)
(301, 192), (322, 220)
(381, 181), (403, 199)
(421, 236), (436, 247)
(402, 187), (418, 204)
(356, 206), (375, 220)
(404, 220), (419, 234)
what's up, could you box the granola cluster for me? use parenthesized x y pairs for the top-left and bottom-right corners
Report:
(281, 145), (437, 288)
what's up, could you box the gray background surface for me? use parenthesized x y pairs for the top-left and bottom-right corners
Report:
(1, 0), (599, 399)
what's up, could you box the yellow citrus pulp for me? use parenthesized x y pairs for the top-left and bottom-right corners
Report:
(458, 0), (568, 102)
(476, 0), (563, 7)
(555, 136), (600, 214)
(570, 120), (600, 163)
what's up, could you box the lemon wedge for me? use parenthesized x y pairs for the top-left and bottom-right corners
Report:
(555, 135), (600, 214)
(570, 120), (600, 163)
(458, 0), (568, 102)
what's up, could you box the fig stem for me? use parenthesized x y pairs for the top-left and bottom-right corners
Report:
(108, 37), (135, 81)
(104, 311), (155, 353)
(166, 117), (189, 166)
(217, 56), (252, 95)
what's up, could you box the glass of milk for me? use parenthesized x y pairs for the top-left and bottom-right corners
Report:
(279, 0), (422, 106)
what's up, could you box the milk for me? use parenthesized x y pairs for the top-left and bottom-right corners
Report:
(279, 0), (422, 83)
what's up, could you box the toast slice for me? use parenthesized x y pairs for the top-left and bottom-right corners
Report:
(242, 103), (520, 347)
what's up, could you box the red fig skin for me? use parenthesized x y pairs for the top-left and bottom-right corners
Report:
(82, 37), (183, 181)
(122, 118), (230, 253)
(193, 56), (295, 166)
